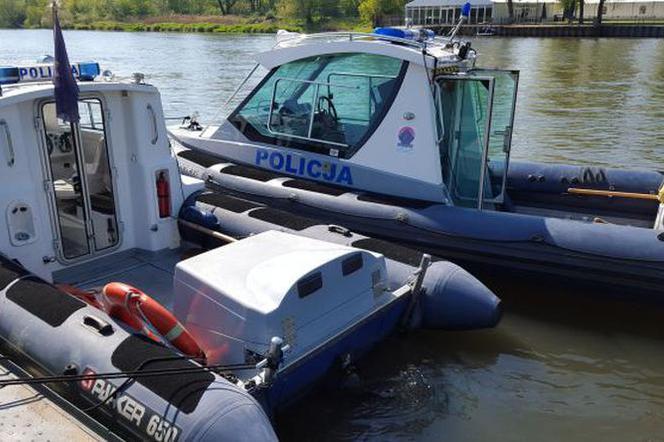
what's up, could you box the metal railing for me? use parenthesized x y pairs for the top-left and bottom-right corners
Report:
(274, 31), (448, 51)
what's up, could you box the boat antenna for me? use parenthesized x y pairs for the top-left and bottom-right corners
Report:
(448, 2), (472, 41)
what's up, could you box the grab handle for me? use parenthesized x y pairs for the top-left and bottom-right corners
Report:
(82, 315), (114, 336)
(0, 120), (15, 167)
(147, 104), (158, 145)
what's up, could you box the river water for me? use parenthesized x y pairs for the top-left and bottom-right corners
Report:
(2, 30), (664, 441)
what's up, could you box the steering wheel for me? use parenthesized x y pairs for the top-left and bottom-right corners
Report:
(58, 132), (73, 153)
(317, 96), (338, 126)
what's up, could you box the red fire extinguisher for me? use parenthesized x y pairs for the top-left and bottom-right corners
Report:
(156, 171), (171, 218)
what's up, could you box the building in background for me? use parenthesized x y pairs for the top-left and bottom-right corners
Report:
(583, 0), (664, 20)
(405, 0), (494, 25)
(404, 0), (664, 24)
(492, 0), (562, 22)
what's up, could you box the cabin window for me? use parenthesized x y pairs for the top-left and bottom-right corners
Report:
(341, 253), (364, 276)
(297, 272), (323, 298)
(42, 99), (119, 260)
(229, 53), (407, 159)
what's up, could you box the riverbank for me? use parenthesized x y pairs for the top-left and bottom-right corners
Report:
(1, 14), (371, 34)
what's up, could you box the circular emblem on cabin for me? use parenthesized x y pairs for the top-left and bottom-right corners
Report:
(397, 126), (415, 152)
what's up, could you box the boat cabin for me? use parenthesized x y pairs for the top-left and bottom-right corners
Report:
(172, 30), (519, 209)
(0, 64), (191, 283)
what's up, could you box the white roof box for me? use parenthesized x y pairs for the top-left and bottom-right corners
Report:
(173, 231), (388, 365)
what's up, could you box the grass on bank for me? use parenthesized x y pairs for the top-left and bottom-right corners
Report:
(62, 16), (371, 34)
(71, 21), (293, 33)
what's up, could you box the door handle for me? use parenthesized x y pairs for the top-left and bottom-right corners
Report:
(0, 120), (15, 167)
(147, 104), (158, 145)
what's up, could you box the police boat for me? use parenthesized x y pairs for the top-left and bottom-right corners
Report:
(169, 25), (664, 302)
(0, 57), (500, 440)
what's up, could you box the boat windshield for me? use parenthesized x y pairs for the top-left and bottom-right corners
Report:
(228, 53), (407, 158)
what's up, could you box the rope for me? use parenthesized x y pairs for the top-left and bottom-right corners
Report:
(83, 355), (194, 412)
(0, 360), (257, 388)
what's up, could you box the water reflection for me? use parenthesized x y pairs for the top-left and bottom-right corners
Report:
(475, 38), (664, 168)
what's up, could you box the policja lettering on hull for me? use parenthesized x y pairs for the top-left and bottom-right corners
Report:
(255, 149), (353, 185)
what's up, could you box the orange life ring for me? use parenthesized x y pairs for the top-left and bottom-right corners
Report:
(101, 282), (206, 362)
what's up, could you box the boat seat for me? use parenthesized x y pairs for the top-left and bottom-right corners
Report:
(80, 131), (111, 195)
(53, 179), (78, 200)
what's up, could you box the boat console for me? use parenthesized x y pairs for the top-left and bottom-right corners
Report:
(174, 230), (389, 366)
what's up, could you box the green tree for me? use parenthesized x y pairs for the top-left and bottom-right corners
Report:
(215, 0), (239, 15)
(279, 0), (314, 25)
(340, 0), (360, 17)
(358, 0), (400, 26)
(0, 0), (27, 28)
(23, 0), (49, 28)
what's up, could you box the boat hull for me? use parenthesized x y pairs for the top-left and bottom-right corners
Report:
(255, 291), (410, 413)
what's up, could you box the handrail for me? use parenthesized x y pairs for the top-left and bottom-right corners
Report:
(147, 104), (158, 145)
(274, 31), (444, 51)
(266, 77), (356, 149)
(567, 187), (662, 202)
(0, 120), (15, 167)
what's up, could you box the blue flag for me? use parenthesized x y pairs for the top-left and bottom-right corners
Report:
(53, 5), (79, 123)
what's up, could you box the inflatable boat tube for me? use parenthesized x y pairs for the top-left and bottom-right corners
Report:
(0, 255), (277, 442)
(492, 161), (663, 217)
(179, 191), (502, 330)
(175, 149), (664, 299)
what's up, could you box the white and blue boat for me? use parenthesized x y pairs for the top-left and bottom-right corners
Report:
(169, 27), (664, 302)
(0, 57), (499, 440)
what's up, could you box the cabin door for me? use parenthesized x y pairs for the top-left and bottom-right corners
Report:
(436, 70), (518, 209)
(40, 99), (120, 262)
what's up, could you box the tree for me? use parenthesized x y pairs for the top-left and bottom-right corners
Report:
(506, 0), (514, 22)
(595, 0), (606, 25)
(279, 0), (314, 25)
(358, 0), (400, 27)
(215, 0), (238, 14)
(23, 0), (49, 28)
(560, 0), (575, 22)
(340, 0), (360, 17)
(578, 0), (584, 23)
(0, 0), (27, 28)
